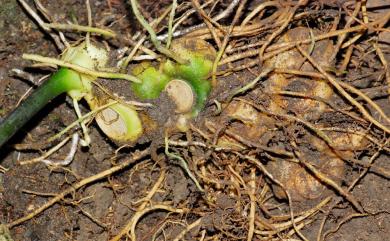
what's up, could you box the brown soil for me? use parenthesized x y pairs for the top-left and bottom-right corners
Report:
(0, 0), (389, 241)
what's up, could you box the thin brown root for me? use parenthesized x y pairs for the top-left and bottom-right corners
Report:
(296, 45), (390, 134)
(110, 204), (186, 241)
(6, 148), (150, 228)
(247, 168), (256, 241)
(172, 217), (203, 241)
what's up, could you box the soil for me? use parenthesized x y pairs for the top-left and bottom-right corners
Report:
(0, 1), (389, 241)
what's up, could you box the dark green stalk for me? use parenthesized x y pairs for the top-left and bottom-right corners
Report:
(0, 68), (82, 147)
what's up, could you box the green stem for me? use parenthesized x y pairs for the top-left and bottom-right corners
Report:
(129, 0), (186, 64)
(0, 68), (82, 147)
(166, 0), (177, 48)
(23, 54), (141, 83)
(42, 23), (116, 38)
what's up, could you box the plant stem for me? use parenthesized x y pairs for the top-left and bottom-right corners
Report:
(23, 54), (141, 83)
(166, 0), (177, 48)
(0, 68), (82, 147)
(129, 0), (186, 64)
(42, 23), (116, 38)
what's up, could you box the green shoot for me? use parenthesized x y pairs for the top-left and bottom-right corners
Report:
(131, 63), (171, 99)
(132, 38), (216, 116)
(93, 100), (143, 142)
(0, 66), (88, 147)
(0, 41), (142, 148)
